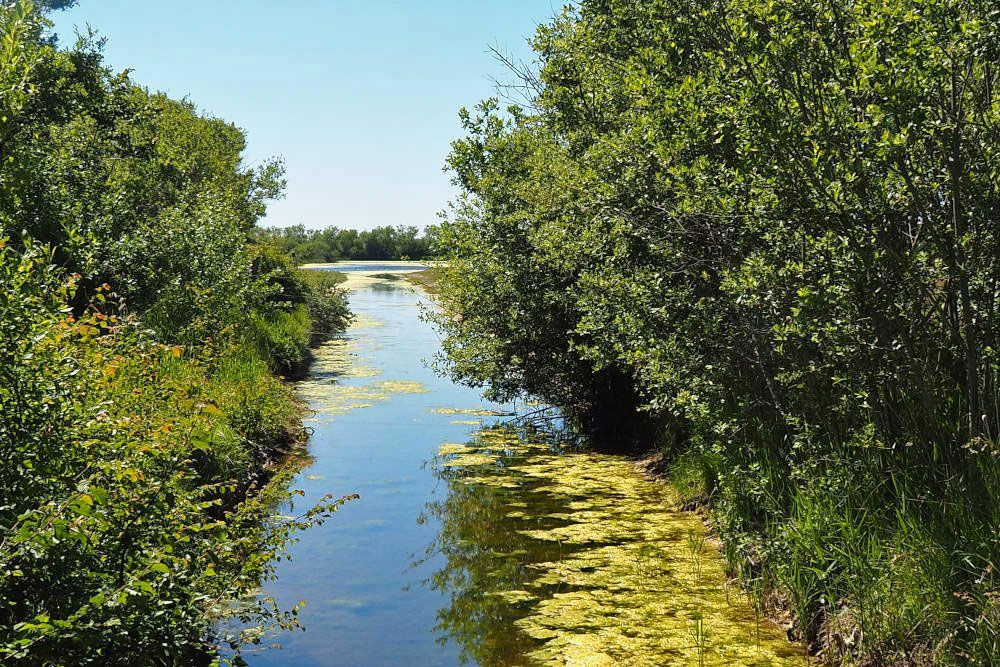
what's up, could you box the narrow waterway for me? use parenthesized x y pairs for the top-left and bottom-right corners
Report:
(244, 268), (806, 666)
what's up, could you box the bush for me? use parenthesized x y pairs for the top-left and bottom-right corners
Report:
(435, 1), (1000, 662)
(0, 2), (353, 661)
(0, 243), (350, 664)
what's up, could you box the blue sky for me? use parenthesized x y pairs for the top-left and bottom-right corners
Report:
(52, 2), (557, 230)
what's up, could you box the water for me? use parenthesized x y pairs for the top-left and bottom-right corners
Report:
(242, 277), (806, 666)
(313, 262), (429, 273)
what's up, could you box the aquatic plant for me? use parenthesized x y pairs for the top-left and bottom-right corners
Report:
(426, 426), (806, 665)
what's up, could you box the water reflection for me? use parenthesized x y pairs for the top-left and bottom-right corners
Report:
(241, 278), (499, 666)
(424, 427), (808, 666)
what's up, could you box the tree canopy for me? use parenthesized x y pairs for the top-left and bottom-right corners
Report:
(434, 0), (1000, 662)
(0, 2), (350, 663)
(261, 224), (438, 263)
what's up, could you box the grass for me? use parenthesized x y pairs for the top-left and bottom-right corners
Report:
(248, 305), (313, 375)
(208, 339), (304, 463)
(658, 431), (1000, 665)
(404, 267), (444, 293)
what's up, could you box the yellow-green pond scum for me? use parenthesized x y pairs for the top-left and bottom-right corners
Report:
(428, 428), (807, 666)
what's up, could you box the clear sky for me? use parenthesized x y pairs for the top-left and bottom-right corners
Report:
(52, 1), (557, 231)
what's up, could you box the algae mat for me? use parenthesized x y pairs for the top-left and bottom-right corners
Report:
(295, 322), (428, 422)
(427, 429), (807, 666)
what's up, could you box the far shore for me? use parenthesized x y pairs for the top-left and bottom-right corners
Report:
(299, 259), (434, 270)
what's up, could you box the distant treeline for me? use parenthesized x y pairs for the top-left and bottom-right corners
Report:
(260, 224), (439, 263)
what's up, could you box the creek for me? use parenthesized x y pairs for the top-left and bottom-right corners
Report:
(244, 267), (806, 666)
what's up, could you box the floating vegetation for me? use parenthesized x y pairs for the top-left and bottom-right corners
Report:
(485, 589), (537, 604)
(350, 312), (386, 329)
(426, 427), (806, 666)
(296, 372), (385, 411)
(305, 338), (380, 380)
(438, 452), (500, 468)
(450, 419), (482, 425)
(375, 380), (429, 394)
(295, 335), (428, 422)
(431, 407), (509, 416)
(438, 443), (472, 456)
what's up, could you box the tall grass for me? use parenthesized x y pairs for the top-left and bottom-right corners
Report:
(666, 417), (1000, 664)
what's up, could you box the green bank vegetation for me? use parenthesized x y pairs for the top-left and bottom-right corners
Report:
(405, 267), (444, 294)
(0, 2), (350, 664)
(433, 0), (1000, 664)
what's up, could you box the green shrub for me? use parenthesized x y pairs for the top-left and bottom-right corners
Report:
(0, 2), (353, 661)
(299, 269), (352, 344)
(0, 243), (351, 665)
(434, 0), (1000, 662)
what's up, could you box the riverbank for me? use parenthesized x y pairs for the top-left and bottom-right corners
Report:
(0, 249), (352, 664)
(428, 2), (1000, 661)
(404, 266), (808, 662)
(403, 267), (443, 294)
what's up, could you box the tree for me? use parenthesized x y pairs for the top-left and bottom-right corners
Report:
(435, 0), (1000, 661)
(0, 2), (351, 662)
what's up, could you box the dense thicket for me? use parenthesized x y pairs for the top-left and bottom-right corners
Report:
(434, 0), (1000, 663)
(0, 2), (350, 663)
(261, 223), (437, 263)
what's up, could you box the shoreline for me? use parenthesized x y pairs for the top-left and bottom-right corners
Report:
(299, 260), (435, 270)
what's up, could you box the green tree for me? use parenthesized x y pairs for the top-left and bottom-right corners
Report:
(436, 0), (1000, 662)
(0, 2), (352, 663)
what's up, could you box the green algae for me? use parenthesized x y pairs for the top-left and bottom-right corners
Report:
(427, 427), (807, 666)
(295, 382), (385, 419)
(438, 453), (500, 468)
(486, 589), (537, 604)
(304, 338), (380, 380)
(375, 380), (429, 394)
(438, 443), (473, 456)
(347, 312), (385, 329)
(294, 336), (428, 422)
(431, 407), (509, 416)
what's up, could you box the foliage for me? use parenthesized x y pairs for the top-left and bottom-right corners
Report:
(260, 224), (439, 263)
(435, 0), (1000, 663)
(0, 2), (352, 663)
(297, 266), (352, 344)
(244, 243), (351, 374)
